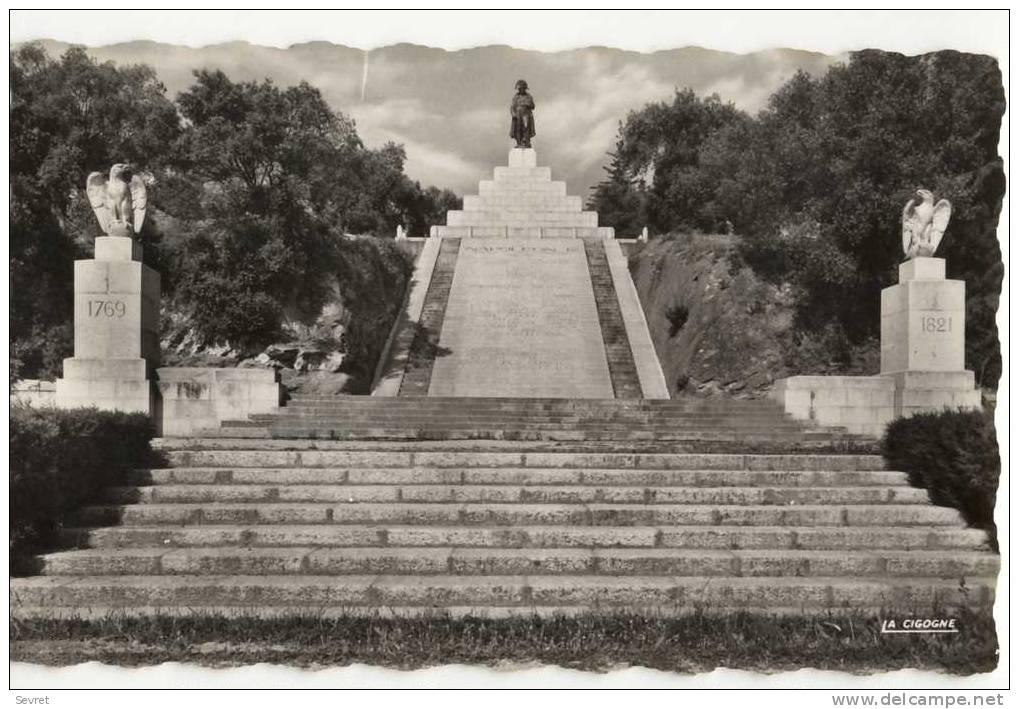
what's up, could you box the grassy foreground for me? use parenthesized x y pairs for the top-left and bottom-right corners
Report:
(11, 608), (998, 675)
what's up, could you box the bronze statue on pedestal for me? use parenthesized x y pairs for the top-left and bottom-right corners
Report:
(510, 79), (535, 148)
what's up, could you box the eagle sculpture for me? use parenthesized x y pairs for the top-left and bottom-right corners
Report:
(86, 164), (148, 237)
(901, 188), (951, 259)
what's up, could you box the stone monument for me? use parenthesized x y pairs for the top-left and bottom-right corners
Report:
(510, 80), (535, 149)
(55, 164), (160, 414)
(881, 189), (979, 416)
(771, 188), (981, 435)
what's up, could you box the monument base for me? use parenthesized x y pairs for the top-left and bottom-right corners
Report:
(54, 236), (159, 416)
(771, 370), (981, 437)
(773, 256), (981, 437)
(56, 358), (154, 414)
(885, 370), (982, 417)
(880, 257), (965, 372)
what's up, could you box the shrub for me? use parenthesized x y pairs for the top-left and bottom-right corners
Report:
(665, 304), (689, 337)
(882, 409), (999, 549)
(10, 405), (157, 575)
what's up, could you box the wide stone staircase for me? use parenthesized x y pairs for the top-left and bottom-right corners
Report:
(213, 396), (869, 443)
(11, 435), (997, 619)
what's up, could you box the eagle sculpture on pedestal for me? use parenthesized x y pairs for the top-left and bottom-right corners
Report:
(901, 188), (951, 260)
(86, 164), (148, 237)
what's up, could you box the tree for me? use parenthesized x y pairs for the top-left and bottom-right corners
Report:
(586, 136), (645, 235)
(609, 89), (746, 233)
(168, 70), (359, 345)
(10, 44), (180, 378)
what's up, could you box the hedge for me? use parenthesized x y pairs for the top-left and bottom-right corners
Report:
(10, 405), (157, 575)
(882, 409), (1000, 550)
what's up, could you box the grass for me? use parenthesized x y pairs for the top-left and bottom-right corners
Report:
(11, 608), (997, 674)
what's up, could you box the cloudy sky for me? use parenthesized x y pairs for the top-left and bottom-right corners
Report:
(29, 39), (844, 198)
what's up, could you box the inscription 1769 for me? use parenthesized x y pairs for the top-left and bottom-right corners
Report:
(88, 299), (127, 318)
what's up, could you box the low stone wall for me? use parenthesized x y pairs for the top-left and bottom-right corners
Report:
(771, 376), (895, 437)
(155, 367), (283, 437)
(772, 371), (981, 438)
(10, 379), (57, 408)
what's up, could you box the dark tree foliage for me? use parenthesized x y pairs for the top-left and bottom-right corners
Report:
(592, 51), (1004, 385)
(586, 137), (645, 236)
(593, 89), (746, 233)
(167, 70), (353, 346)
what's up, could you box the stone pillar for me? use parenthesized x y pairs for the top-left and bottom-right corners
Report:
(508, 147), (537, 169)
(55, 236), (160, 414)
(880, 256), (980, 417)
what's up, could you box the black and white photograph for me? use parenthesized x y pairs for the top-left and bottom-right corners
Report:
(7, 8), (1010, 696)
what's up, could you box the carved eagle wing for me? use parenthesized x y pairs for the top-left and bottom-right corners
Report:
(129, 173), (148, 233)
(85, 171), (111, 233)
(901, 197), (921, 256)
(928, 199), (952, 255)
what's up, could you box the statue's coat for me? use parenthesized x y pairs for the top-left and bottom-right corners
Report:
(510, 92), (536, 143)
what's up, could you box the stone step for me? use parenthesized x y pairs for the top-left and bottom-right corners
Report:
(479, 180), (566, 195)
(254, 411), (811, 424)
(445, 211), (599, 227)
(10, 575), (995, 614)
(128, 467), (911, 487)
(288, 395), (779, 406)
(101, 485), (930, 506)
(59, 524), (991, 551)
(76, 502), (963, 528)
(281, 401), (797, 416)
(493, 166), (553, 181)
(156, 449), (888, 471)
(291, 395), (778, 405)
(204, 427), (272, 438)
(220, 428), (858, 443)
(269, 401), (803, 414)
(34, 547), (1000, 579)
(430, 226), (614, 239)
(156, 437), (871, 451)
(249, 417), (816, 431)
(462, 195), (583, 211)
(275, 411), (801, 423)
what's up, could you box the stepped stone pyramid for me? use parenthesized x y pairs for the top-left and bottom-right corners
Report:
(432, 148), (613, 239)
(374, 148), (668, 399)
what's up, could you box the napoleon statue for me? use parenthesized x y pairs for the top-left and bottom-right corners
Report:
(510, 79), (535, 148)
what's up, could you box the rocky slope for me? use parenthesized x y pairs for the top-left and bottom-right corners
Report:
(627, 234), (799, 398)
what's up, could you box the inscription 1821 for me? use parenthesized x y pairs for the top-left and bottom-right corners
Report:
(920, 315), (952, 333)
